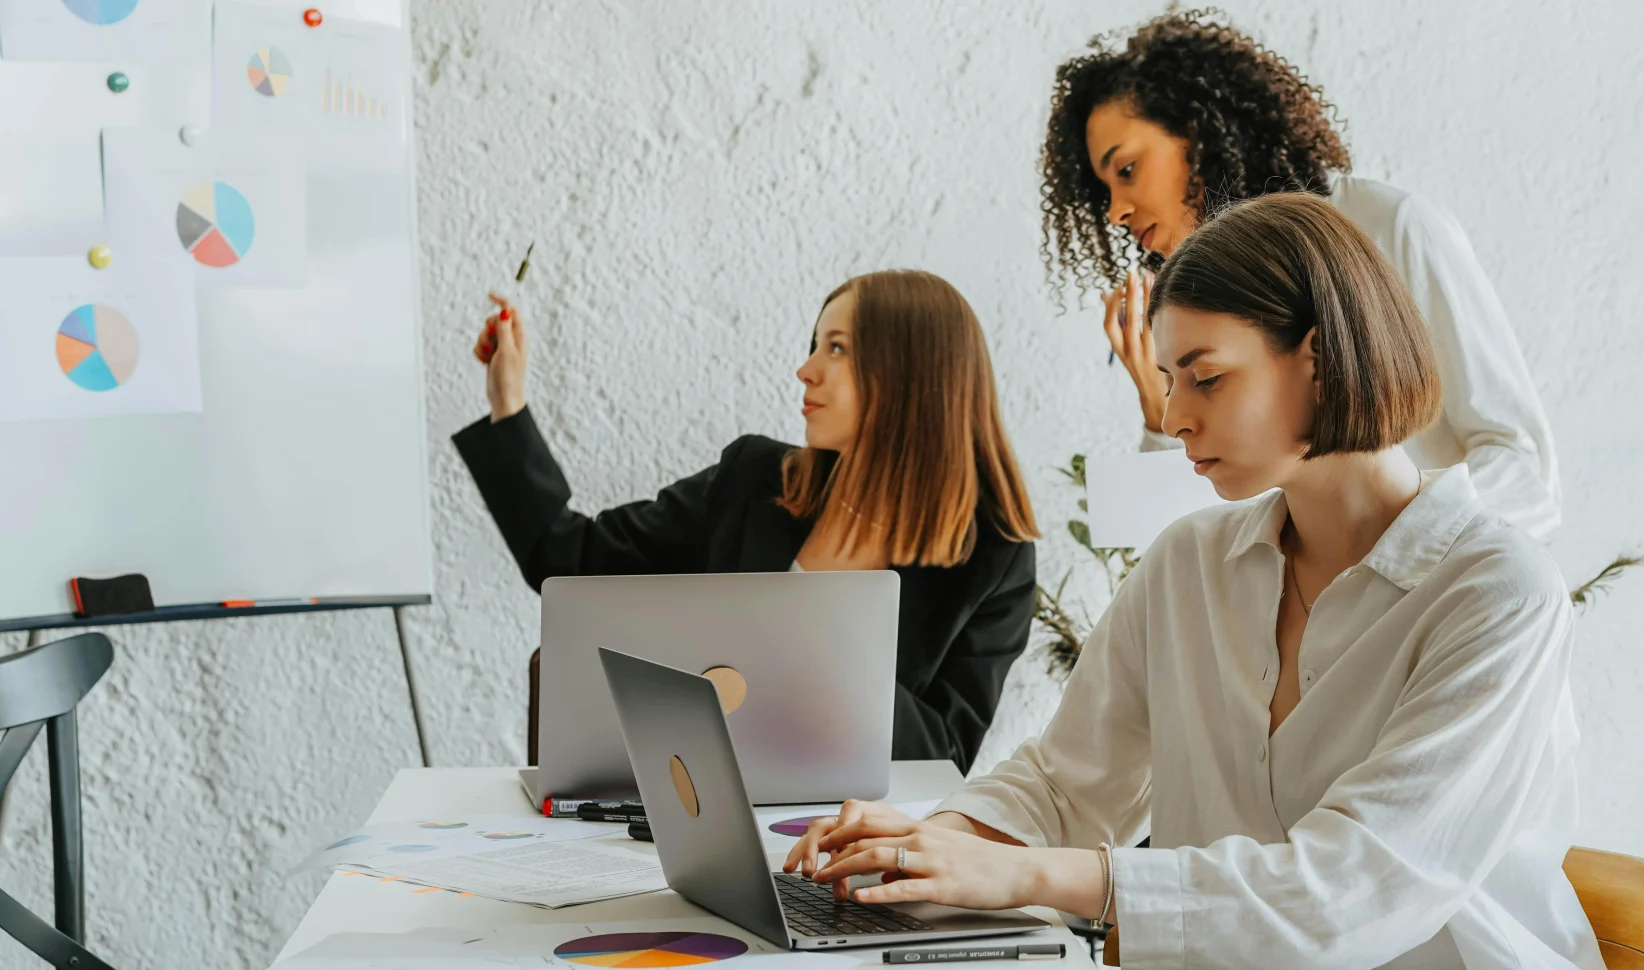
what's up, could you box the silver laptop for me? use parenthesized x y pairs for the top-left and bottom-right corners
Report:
(598, 647), (1050, 950)
(528, 571), (899, 805)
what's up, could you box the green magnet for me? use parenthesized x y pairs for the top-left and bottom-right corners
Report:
(106, 72), (130, 93)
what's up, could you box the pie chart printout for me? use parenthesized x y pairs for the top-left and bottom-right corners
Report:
(62, 0), (139, 26)
(554, 933), (750, 968)
(768, 816), (830, 837)
(248, 47), (292, 96)
(176, 180), (256, 267)
(57, 304), (139, 392)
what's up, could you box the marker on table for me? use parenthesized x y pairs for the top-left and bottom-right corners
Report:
(576, 802), (646, 823)
(884, 944), (1066, 964)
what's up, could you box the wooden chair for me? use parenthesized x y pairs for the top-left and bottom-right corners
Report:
(1101, 847), (1644, 968)
(1566, 847), (1644, 969)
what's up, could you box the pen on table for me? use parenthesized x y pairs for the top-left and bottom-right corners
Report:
(577, 802), (647, 824)
(627, 820), (653, 842)
(884, 944), (1065, 964)
(221, 598), (316, 608)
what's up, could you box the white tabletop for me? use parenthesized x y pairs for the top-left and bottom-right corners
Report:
(271, 762), (1093, 968)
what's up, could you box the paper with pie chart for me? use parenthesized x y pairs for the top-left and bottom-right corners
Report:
(0, 256), (199, 423)
(102, 126), (305, 287)
(212, 0), (407, 172)
(0, 0), (209, 62)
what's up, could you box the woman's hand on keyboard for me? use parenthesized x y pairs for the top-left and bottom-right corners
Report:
(806, 823), (1043, 912)
(782, 800), (915, 896)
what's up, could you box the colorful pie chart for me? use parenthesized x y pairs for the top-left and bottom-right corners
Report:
(247, 47), (292, 96)
(480, 831), (535, 840)
(62, 0), (139, 26)
(385, 844), (437, 853)
(417, 821), (468, 829)
(768, 816), (830, 837)
(554, 932), (749, 968)
(57, 304), (138, 392)
(176, 180), (256, 268)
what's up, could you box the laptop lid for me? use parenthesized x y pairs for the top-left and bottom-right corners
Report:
(537, 571), (898, 803)
(599, 646), (792, 949)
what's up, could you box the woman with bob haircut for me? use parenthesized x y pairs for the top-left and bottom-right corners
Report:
(455, 269), (1040, 773)
(787, 195), (1601, 970)
(1045, 10), (1560, 539)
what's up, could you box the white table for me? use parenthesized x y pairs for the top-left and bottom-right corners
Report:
(272, 762), (1094, 969)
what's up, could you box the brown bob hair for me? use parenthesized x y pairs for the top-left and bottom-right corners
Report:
(778, 270), (1038, 568)
(1148, 193), (1441, 457)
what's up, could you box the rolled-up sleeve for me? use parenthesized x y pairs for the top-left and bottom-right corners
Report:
(1392, 196), (1561, 539)
(1110, 591), (1575, 970)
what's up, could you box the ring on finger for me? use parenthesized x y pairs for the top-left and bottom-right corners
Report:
(896, 846), (906, 875)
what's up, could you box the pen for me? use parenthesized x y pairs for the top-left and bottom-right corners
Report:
(515, 241), (535, 282)
(628, 820), (653, 842)
(884, 944), (1065, 964)
(221, 598), (317, 608)
(577, 802), (647, 823)
(1107, 296), (1126, 367)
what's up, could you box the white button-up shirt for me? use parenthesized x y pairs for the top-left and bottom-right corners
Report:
(936, 468), (1601, 969)
(1142, 175), (1562, 540)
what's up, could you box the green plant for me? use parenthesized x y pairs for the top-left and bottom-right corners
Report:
(1570, 555), (1643, 612)
(1032, 454), (1139, 680)
(1032, 453), (1641, 679)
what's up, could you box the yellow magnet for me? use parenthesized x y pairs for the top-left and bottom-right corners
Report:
(87, 245), (113, 269)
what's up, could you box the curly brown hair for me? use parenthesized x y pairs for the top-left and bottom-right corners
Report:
(1040, 9), (1351, 300)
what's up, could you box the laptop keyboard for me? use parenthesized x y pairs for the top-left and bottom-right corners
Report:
(774, 873), (933, 938)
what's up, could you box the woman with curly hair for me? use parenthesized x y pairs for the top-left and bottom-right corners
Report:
(1045, 10), (1560, 538)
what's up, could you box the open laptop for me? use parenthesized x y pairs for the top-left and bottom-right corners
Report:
(598, 646), (1050, 950)
(527, 571), (899, 806)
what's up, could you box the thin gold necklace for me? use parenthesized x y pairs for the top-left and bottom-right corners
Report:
(1287, 556), (1314, 617)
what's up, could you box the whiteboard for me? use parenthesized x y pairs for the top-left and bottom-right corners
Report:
(0, 0), (431, 629)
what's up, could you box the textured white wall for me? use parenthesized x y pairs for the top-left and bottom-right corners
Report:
(1, 3), (1640, 968)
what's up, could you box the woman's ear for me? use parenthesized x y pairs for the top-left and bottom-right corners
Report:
(1301, 326), (1322, 401)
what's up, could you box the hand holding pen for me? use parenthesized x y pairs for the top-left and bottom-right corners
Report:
(474, 245), (534, 422)
(1101, 269), (1170, 434)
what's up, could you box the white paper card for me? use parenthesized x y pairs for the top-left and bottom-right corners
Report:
(293, 814), (614, 873)
(0, 0), (210, 63)
(102, 125), (307, 287)
(213, 1), (407, 172)
(1084, 449), (1228, 550)
(0, 256), (199, 422)
(0, 62), (207, 256)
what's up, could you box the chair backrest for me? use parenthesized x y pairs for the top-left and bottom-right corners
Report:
(1566, 847), (1644, 970)
(0, 632), (113, 731)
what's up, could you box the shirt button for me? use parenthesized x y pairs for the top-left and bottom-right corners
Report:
(1302, 669), (1316, 686)
(1257, 743), (1268, 763)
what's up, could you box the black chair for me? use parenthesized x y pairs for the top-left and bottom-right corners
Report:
(0, 632), (116, 970)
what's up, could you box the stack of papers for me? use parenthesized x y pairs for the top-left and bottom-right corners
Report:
(296, 815), (666, 909)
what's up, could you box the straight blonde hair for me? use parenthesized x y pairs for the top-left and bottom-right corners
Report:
(778, 270), (1038, 568)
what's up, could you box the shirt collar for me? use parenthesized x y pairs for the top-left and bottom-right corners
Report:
(1224, 466), (1483, 590)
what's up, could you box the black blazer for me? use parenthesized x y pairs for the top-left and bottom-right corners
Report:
(453, 408), (1037, 774)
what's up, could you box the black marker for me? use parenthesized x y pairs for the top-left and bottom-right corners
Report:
(577, 802), (647, 823)
(628, 820), (653, 842)
(884, 944), (1065, 964)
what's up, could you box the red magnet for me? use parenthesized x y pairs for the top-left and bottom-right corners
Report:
(302, 7), (322, 26)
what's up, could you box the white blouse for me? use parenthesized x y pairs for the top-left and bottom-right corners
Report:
(1141, 175), (1562, 540)
(935, 467), (1601, 969)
